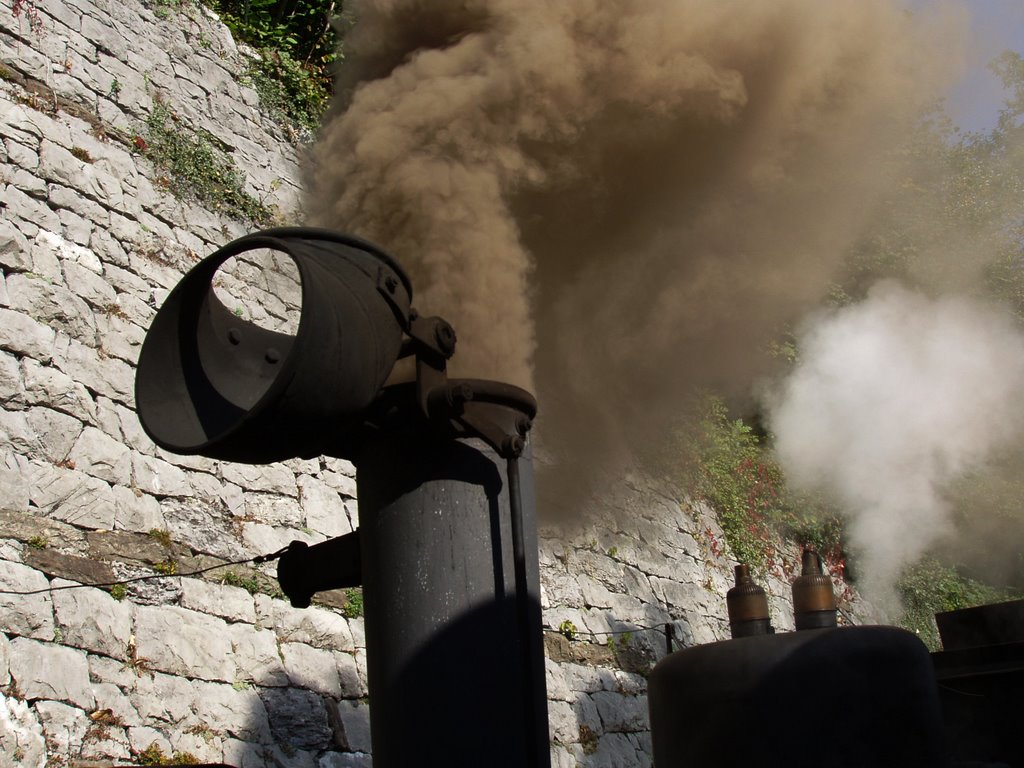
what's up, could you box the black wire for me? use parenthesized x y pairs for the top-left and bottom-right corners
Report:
(0, 546), (289, 596)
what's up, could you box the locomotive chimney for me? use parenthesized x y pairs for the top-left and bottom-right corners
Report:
(135, 228), (550, 768)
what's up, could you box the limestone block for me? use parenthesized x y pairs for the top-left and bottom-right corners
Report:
(254, 596), (354, 653)
(89, 228), (131, 271)
(23, 406), (84, 462)
(592, 690), (649, 733)
(541, 568), (585, 608)
(550, 744), (576, 768)
(353, 648), (368, 693)
(21, 357), (99, 424)
(53, 338), (135, 405)
(0, 559), (54, 640)
(64, 262), (118, 311)
(180, 577), (256, 624)
(622, 565), (663, 607)
(221, 463), (297, 497)
(547, 699), (579, 744)
(4, 137), (38, 168)
(0, 273), (7, 307)
(572, 693), (602, 737)
(9, 167), (47, 197)
(91, 681), (143, 728)
(591, 732), (651, 768)
(80, 12), (129, 63)
(51, 579), (132, 659)
(39, 139), (125, 209)
(226, 623), (287, 687)
(186, 468), (227, 498)
(8, 637), (95, 709)
(134, 605), (236, 682)
(649, 576), (716, 616)
(0, 307), (57, 362)
(3, 184), (62, 238)
(331, 699), (372, 753)
(320, 463), (358, 498)
(281, 643), (342, 697)
(48, 183), (113, 228)
(36, 699), (90, 758)
(159, 496), (246, 561)
(58, 208), (94, 246)
(240, 521), (322, 557)
(79, 723), (132, 764)
(116, 402), (154, 454)
(131, 452), (191, 497)
(561, 662), (613, 695)
(131, 672), (199, 729)
(241, 492), (303, 529)
(29, 463), (116, 529)
(96, 267), (150, 309)
(0, 350), (23, 403)
(259, 687), (332, 751)
(334, 651), (362, 698)
(191, 680), (272, 743)
(112, 485), (165, 533)
(0, 695), (46, 768)
(127, 726), (172, 758)
(0, 215), (32, 273)
(298, 475), (353, 539)
(545, 658), (573, 703)
(0, 633), (8, 686)
(68, 425), (131, 485)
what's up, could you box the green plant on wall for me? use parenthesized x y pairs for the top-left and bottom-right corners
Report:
(342, 587), (363, 618)
(244, 48), (329, 131)
(142, 99), (273, 223)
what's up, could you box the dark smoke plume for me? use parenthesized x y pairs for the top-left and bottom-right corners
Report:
(307, 0), (964, 512)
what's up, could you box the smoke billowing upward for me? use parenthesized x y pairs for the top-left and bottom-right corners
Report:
(306, 1), (966, 510)
(765, 283), (1024, 611)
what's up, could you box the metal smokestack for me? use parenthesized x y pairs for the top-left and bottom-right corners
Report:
(135, 228), (550, 768)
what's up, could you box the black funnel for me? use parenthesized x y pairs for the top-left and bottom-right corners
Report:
(135, 228), (412, 463)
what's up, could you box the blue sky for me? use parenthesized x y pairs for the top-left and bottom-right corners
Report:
(926, 0), (1024, 131)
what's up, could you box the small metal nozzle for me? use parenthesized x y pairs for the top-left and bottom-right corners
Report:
(792, 548), (838, 630)
(727, 564), (773, 638)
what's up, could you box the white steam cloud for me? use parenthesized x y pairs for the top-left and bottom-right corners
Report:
(766, 281), (1024, 611)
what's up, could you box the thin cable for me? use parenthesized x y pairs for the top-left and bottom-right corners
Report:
(0, 546), (289, 596)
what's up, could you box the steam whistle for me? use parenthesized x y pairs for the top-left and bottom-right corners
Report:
(727, 564), (773, 638)
(791, 548), (838, 630)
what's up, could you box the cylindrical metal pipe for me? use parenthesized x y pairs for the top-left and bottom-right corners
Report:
(356, 418), (549, 768)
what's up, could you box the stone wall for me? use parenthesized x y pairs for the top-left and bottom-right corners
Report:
(0, 2), (861, 766)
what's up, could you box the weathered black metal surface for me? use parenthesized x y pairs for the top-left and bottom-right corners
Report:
(933, 600), (1024, 767)
(355, 405), (549, 768)
(936, 598), (1024, 652)
(135, 227), (411, 463)
(648, 626), (947, 768)
(277, 533), (362, 608)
